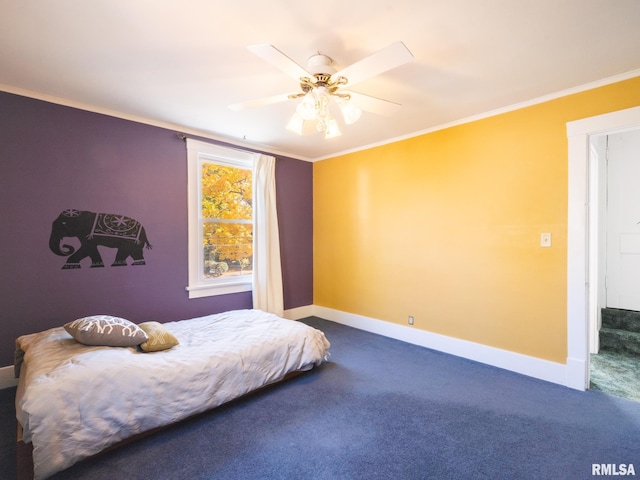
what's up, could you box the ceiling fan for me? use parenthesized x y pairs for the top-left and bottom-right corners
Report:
(229, 41), (413, 139)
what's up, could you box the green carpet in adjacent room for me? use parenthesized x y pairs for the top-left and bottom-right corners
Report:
(590, 350), (640, 402)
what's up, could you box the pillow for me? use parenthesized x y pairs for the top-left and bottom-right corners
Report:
(64, 315), (148, 347)
(138, 322), (179, 352)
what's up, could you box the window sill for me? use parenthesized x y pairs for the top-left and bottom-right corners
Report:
(186, 281), (252, 299)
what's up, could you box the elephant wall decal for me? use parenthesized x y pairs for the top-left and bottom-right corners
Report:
(49, 209), (152, 269)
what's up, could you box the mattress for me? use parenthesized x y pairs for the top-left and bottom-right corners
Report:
(15, 309), (330, 479)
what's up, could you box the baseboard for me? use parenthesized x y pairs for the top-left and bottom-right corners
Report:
(283, 305), (314, 320)
(312, 305), (572, 389)
(0, 365), (17, 390)
(0, 305), (577, 391)
(564, 356), (588, 390)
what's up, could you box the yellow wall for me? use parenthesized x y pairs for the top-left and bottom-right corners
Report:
(314, 76), (640, 363)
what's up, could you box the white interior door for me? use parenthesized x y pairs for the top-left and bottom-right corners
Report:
(606, 129), (640, 311)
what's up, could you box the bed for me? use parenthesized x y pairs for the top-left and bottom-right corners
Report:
(14, 309), (330, 479)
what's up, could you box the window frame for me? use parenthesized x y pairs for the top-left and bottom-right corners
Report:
(186, 139), (255, 299)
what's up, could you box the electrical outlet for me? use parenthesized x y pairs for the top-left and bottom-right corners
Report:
(408, 315), (414, 325)
(540, 233), (552, 247)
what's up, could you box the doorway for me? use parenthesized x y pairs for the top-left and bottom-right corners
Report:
(566, 106), (640, 391)
(589, 129), (640, 400)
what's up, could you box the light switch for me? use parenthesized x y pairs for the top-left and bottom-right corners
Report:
(540, 233), (552, 247)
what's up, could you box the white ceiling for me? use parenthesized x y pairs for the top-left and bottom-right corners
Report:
(2, 0), (640, 161)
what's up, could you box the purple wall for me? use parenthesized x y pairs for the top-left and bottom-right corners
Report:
(0, 91), (313, 366)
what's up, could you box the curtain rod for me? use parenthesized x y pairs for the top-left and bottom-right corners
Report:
(176, 132), (283, 160)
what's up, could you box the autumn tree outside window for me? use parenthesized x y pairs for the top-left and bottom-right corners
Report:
(186, 139), (255, 298)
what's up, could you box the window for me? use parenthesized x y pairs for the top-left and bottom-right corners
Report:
(186, 139), (255, 298)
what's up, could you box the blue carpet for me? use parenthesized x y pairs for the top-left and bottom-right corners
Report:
(3, 317), (640, 479)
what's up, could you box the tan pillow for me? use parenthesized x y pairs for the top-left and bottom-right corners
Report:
(138, 322), (179, 352)
(64, 315), (148, 347)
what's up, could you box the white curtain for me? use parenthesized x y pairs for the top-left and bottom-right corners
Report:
(252, 154), (284, 316)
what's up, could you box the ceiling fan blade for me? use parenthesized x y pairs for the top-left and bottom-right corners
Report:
(229, 92), (292, 111)
(331, 41), (413, 88)
(247, 44), (311, 81)
(346, 91), (402, 116)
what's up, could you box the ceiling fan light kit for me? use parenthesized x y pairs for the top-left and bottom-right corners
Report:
(287, 83), (360, 139)
(231, 41), (413, 139)
(339, 97), (362, 125)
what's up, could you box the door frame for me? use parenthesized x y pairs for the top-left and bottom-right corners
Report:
(566, 105), (640, 390)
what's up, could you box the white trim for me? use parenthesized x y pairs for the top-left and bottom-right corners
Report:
(0, 365), (17, 390)
(314, 69), (640, 162)
(2, 293), (607, 391)
(185, 139), (255, 299)
(567, 105), (640, 137)
(4, 70), (638, 164)
(566, 132), (590, 390)
(0, 84), (313, 162)
(313, 306), (567, 387)
(283, 305), (314, 320)
(185, 281), (252, 299)
(566, 105), (640, 391)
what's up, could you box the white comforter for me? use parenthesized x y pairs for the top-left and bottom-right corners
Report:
(15, 309), (330, 479)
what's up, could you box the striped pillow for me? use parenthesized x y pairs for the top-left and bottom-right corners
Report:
(64, 315), (148, 347)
